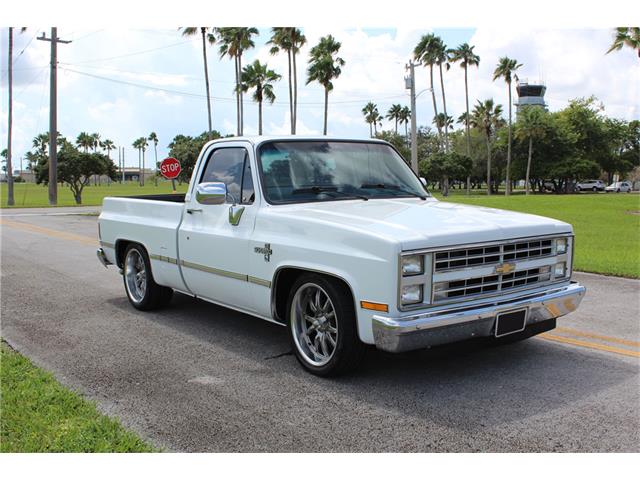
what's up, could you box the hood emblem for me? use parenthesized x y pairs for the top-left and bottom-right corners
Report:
(254, 243), (273, 262)
(495, 263), (516, 275)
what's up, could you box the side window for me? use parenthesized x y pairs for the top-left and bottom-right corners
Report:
(200, 148), (246, 204)
(240, 156), (255, 205)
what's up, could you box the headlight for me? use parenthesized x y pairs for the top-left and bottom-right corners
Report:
(555, 238), (567, 254)
(554, 262), (566, 278)
(401, 284), (423, 304)
(401, 255), (424, 276)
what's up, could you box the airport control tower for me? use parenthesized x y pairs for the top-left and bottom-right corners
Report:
(514, 78), (547, 112)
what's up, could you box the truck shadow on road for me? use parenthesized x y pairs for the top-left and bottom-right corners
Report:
(119, 292), (638, 434)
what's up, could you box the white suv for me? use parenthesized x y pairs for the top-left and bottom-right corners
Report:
(576, 180), (606, 192)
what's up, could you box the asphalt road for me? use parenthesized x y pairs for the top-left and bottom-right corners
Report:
(1, 208), (639, 452)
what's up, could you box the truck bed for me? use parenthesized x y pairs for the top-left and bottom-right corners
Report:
(122, 193), (186, 203)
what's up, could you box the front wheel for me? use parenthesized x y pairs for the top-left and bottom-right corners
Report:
(286, 274), (365, 376)
(123, 244), (173, 310)
(592, 186), (597, 192)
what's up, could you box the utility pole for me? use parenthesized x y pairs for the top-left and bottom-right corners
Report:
(121, 147), (125, 183)
(405, 61), (418, 174)
(37, 28), (71, 206)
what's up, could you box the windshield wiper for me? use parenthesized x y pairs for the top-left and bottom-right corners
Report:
(292, 186), (368, 201)
(360, 183), (427, 200)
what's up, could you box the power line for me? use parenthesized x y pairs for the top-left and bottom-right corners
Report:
(68, 40), (193, 65)
(60, 66), (408, 107)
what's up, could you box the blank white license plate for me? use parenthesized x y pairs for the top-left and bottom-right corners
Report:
(495, 309), (528, 337)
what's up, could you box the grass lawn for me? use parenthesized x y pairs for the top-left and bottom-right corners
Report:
(0, 341), (155, 452)
(1, 181), (188, 208)
(436, 190), (640, 279)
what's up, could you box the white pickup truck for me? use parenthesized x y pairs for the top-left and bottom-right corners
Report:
(97, 136), (585, 376)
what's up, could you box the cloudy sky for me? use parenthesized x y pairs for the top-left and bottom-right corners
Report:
(1, 26), (638, 169)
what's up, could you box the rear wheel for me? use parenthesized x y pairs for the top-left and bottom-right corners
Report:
(123, 244), (173, 310)
(286, 273), (365, 376)
(592, 186), (597, 192)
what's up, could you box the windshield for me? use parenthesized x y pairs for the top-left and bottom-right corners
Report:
(257, 141), (428, 204)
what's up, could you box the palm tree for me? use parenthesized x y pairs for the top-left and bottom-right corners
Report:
(102, 139), (115, 159)
(399, 106), (411, 140)
(33, 132), (49, 156)
(493, 56), (522, 195)
(386, 104), (403, 134)
(451, 43), (480, 193)
(90, 132), (101, 152)
(414, 33), (441, 141)
(307, 35), (345, 136)
(362, 102), (377, 137)
(433, 113), (453, 133)
(470, 99), (504, 196)
(181, 28), (216, 139)
(133, 137), (148, 186)
(148, 132), (159, 185)
(76, 132), (93, 153)
(240, 61), (281, 135)
(217, 27), (259, 136)
(606, 27), (640, 59)
(515, 107), (548, 195)
(433, 37), (451, 151)
(268, 28), (307, 134)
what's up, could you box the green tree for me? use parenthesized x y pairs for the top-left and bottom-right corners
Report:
(168, 131), (221, 183)
(386, 104), (403, 134)
(362, 102), (377, 138)
(181, 28), (216, 138)
(76, 132), (93, 153)
(470, 99), (504, 195)
(240, 60), (281, 135)
(433, 113), (453, 136)
(606, 27), (640, 59)
(514, 106), (549, 194)
(217, 27), (259, 136)
(35, 140), (116, 204)
(101, 139), (115, 159)
(398, 106), (411, 139)
(414, 34), (441, 141)
(268, 27), (306, 134)
(132, 137), (148, 186)
(493, 56), (522, 195)
(306, 35), (345, 136)
(148, 132), (159, 185)
(433, 36), (451, 151)
(451, 43), (480, 193)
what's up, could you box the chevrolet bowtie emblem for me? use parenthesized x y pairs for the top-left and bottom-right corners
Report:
(495, 263), (516, 275)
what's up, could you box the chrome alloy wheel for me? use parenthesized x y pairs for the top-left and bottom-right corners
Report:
(290, 283), (338, 367)
(124, 248), (147, 303)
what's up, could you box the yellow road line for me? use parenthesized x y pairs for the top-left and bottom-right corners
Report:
(0, 218), (97, 246)
(539, 333), (640, 358)
(554, 327), (640, 348)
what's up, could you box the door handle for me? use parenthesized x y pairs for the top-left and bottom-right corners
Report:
(186, 208), (203, 214)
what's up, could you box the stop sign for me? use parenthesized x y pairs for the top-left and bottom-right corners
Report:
(160, 157), (181, 179)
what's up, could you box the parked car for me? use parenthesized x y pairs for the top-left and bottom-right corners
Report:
(575, 180), (606, 192)
(605, 181), (632, 193)
(97, 136), (585, 376)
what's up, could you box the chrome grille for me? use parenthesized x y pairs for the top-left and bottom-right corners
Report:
(434, 267), (552, 302)
(435, 239), (553, 272)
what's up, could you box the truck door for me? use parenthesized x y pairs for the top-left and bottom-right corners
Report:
(178, 141), (258, 311)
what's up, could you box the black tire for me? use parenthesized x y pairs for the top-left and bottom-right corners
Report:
(592, 186), (597, 192)
(576, 186), (581, 192)
(122, 243), (173, 311)
(286, 273), (365, 377)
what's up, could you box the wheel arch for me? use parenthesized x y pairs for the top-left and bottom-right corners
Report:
(271, 266), (357, 326)
(115, 239), (147, 269)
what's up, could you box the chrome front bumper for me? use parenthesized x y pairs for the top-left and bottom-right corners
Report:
(372, 282), (586, 353)
(96, 248), (112, 268)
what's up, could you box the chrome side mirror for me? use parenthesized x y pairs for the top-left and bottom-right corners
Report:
(420, 177), (427, 187)
(196, 182), (226, 205)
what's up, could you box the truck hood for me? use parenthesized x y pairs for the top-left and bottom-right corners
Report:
(271, 198), (572, 250)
